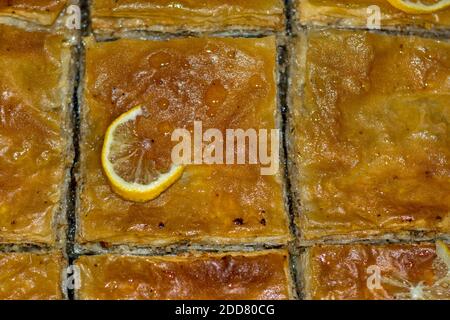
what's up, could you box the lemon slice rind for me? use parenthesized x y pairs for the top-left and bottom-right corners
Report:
(387, 0), (450, 14)
(102, 105), (184, 202)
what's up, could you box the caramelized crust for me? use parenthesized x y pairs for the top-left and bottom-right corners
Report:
(304, 243), (450, 300)
(0, 252), (64, 299)
(297, 0), (450, 30)
(0, 25), (71, 244)
(76, 250), (291, 300)
(290, 30), (450, 240)
(91, 0), (285, 34)
(0, 0), (67, 26)
(79, 36), (289, 246)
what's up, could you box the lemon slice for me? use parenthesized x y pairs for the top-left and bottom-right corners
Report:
(377, 242), (450, 300)
(436, 240), (450, 271)
(387, 0), (450, 14)
(102, 105), (184, 202)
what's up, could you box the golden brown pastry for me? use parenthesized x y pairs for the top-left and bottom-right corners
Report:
(76, 250), (293, 299)
(302, 242), (450, 300)
(296, 0), (450, 30)
(0, 251), (64, 300)
(289, 29), (450, 241)
(0, 25), (72, 245)
(78, 36), (289, 246)
(0, 0), (67, 26)
(90, 0), (285, 35)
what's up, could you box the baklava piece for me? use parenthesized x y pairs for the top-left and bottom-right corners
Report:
(0, 25), (72, 245)
(0, 0), (68, 27)
(0, 251), (65, 300)
(289, 29), (450, 241)
(90, 0), (285, 36)
(76, 250), (293, 299)
(301, 242), (450, 300)
(78, 36), (289, 246)
(296, 0), (450, 31)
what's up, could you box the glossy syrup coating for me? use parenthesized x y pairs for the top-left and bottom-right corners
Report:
(298, 0), (450, 29)
(290, 30), (450, 240)
(79, 36), (289, 245)
(0, 0), (67, 25)
(91, 0), (285, 32)
(306, 244), (449, 300)
(76, 250), (291, 300)
(0, 25), (71, 244)
(0, 252), (64, 300)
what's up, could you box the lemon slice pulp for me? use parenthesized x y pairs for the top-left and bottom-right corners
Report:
(436, 240), (450, 271)
(102, 105), (184, 202)
(387, 0), (450, 14)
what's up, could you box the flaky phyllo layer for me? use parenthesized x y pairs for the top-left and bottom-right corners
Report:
(79, 36), (289, 246)
(0, 0), (67, 26)
(0, 25), (71, 244)
(297, 0), (450, 29)
(303, 243), (450, 300)
(290, 30), (450, 240)
(76, 250), (293, 300)
(91, 0), (285, 33)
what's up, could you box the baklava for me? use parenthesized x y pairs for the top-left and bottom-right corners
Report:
(0, 0), (69, 28)
(0, 24), (73, 245)
(301, 242), (450, 300)
(2, 1), (448, 301)
(0, 251), (65, 300)
(296, 0), (450, 31)
(289, 29), (450, 242)
(75, 250), (293, 299)
(78, 36), (290, 247)
(90, 0), (285, 36)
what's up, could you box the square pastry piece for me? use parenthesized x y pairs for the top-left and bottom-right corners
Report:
(90, 0), (285, 35)
(0, 251), (64, 299)
(78, 36), (289, 246)
(0, 0), (68, 26)
(296, 0), (450, 30)
(301, 242), (450, 300)
(289, 29), (450, 241)
(0, 25), (72, 245)
(75, 250), (293, 299)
